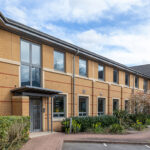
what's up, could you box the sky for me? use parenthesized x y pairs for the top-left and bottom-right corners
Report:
(0, 0), (150, 66)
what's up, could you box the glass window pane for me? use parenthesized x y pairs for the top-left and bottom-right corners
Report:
(113, 69), (118, 83)
(79, 59), (87, 77)
(32, 67), (41, 87)
(113, 99), (119, 112)
(21, 65), (30, 86)
(32, 44), (41, 65)
(79, 97), (87, 117)
(98, 98), (105, 115)
(98, 65), (104, 80)
(54, 51), (65, 72)
(144, 79), (148, 92)
(125, 73), (129, 86)
(135, 77), (138, 88)
(21, 41), (30, 63)
(53, 95), (65, 118)
(125, 100), (130, 113)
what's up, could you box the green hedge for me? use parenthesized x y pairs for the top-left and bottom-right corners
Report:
(0, 116), (30, 150)
(62, 115), (119, 132)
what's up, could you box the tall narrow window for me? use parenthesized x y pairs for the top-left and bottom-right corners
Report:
(125, 100), (130, 113)
(135, 76), (139, 88)
(125, 73), (129, 86)
(79, 58), (87, 77)
(98, 64), (104, 80)
(113, 99), (119, 112)
(113, 69), (118, 83)
(79, 97), (88, 116)
(54, 50), (65, 72)
(98, 98), (105, 116)
(53, 95), (66, 118)
(144, 79), (148, 92)
(21, 40), (41, 87)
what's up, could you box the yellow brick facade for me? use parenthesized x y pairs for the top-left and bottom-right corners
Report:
(0, 28), (150, 132)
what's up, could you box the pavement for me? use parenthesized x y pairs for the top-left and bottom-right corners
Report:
(21, 128), (150, 150)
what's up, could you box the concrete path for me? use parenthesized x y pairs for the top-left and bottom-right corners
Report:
(21, 128), (150, 150)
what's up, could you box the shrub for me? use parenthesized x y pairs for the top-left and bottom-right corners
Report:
(0, 116), (30, 150)
(113, 110), (128, 125)
(109, 124), (124, 134)
(62, 119), (81, 134)
(62, 115), (118, 133)
(146, 119), (150, 125)
(128, 114), (147, 124)
(132, 120), (145, 131)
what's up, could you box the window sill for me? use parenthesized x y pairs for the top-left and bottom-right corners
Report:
(53, 117), (65, 122)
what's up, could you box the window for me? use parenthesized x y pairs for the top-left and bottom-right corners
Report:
(113, 69), (118, 83)
(79, 97), (88, 116)
(98, 64), (104, 80)
(79, 58), (87, 77)
(113, 99), (119, 112)
(125, 73), (129, 86)
(53, 95), (66, 118)
(144, 79), (148, 92)
(21, 40), (41, 87)
(98, 98), (105, 116)
(135, 76), (139, 88)
(125, 100), (130, 113)
(54, 50), (65, 72)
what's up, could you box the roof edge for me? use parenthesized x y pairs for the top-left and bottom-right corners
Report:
(0, 12), (150, 79)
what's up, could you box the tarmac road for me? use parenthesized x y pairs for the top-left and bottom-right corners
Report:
(62, 143), (150, 150)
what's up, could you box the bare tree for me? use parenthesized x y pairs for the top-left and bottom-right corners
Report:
(129, 92), (150, 114)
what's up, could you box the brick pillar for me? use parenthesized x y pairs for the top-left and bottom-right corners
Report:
(12, 96), (29, 116)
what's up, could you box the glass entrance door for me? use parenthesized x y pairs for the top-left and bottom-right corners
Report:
(30, 98), (42, 132)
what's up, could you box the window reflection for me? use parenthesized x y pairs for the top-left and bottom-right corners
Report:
(21, 41), (30, 63)
(79, 59), (87, 77)
(32, 44), (40, 65)
(21, 65), (30, 86)
(32, 67), (40, 87)
(54, 51), (65, 72)
(98, 65), (104, 80)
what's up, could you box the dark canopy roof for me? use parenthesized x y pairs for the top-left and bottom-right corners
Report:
(11, 86), (62, 97)
(130, 64), (150, 77)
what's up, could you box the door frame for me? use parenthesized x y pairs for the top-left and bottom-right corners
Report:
(29, 97), (42, 132)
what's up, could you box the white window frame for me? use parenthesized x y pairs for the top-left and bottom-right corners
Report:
(78, 95), (89, 117)
(97, 97), (106, 116)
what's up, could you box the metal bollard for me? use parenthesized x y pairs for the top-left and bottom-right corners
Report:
(70, 118), (72, 133)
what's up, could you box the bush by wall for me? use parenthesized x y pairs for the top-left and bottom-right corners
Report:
(62, 115), (118, 132)
(0, 116), (30, 150)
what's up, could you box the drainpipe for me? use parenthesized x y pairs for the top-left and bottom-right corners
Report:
(73, 49), (79, 117)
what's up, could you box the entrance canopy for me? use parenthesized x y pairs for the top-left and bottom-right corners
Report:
(11, 86), (62, 97)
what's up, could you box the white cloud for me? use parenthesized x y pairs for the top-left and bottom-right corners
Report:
(74, 24), (150, 66)
(1, 0), (150, 66)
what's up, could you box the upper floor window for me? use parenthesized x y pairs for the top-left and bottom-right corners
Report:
(21, 40), (41, 87)
(144, 79), (148, 92)
(98, 64), (104, 80)
(125, 73), (129, 86)
(79, 58), (87, 77)
(135, 76), (139, 88)
(113, 69), (118, 83)
(53, 95), (66, 118)
(54, 50), (65, 72)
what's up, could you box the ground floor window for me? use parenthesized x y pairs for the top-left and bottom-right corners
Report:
(98, 97), (105, 116)
(79, 96), (88, 117)
(113, 99), (119, 112)
(53, 95), (66, 118)
(125, 100), (130, 113)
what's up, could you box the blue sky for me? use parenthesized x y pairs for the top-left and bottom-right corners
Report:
(0, 0), (150, 66)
